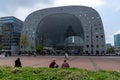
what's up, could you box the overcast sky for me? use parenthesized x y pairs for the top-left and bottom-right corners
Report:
(0, 0), (120, 45)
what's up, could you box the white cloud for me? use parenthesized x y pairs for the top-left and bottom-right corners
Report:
(106, 35), (114, 45)
(106, 30), (120, 45)
(14, 3), (52, 21)
(114, 30), (120, 35)
(15, 7), (31, 21)
(53, 0), (105, 8)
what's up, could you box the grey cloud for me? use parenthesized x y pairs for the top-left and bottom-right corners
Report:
(0, 0), (53, 14)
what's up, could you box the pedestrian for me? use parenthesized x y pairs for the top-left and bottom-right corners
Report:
(49, 58), (59, 68)
(33, 51), (37, 56)
(61, 59), (70, 68)
(65, 52), (69, 60)
(14, 58), (22, 67)
(8, 50), (12, 56)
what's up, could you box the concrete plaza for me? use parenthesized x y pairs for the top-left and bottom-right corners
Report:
(0, 56), (120, 72)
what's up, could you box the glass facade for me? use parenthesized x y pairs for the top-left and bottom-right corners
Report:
(64, 36), (84, 46)
(36, 13), (84, 50)
(0, 16), (23, 50)
(114, 34), (120, 46)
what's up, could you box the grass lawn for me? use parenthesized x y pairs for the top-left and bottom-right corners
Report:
(0, 66), (120, 80)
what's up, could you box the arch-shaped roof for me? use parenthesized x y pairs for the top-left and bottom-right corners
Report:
(22, 6), (105, 53)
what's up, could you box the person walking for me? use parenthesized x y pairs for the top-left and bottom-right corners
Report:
(65, 52), (69, 60)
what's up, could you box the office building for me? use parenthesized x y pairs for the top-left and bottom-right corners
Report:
(114, 33), (120, 46)
(0, 16), (23, 51)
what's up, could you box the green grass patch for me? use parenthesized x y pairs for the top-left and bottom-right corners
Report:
(0, 66), (120, 80)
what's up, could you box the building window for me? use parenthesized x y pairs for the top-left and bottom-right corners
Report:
(92, 17), (94, 19)
(101, 35), (104, 38)
(86, 36), (89, 38)
(85, 51), (88, 54)
(96, 51), (99, 54)
(101, 51), (105, 54)
(33, 31), (35, 34)
(86, 45), (89, 48)
(99, 24), (101, 26)
(91, 45), (94, 48)
(95, 32), (98, 35)
(101, 45), (104, 47)
(100, 28), (102, 30)
(96, 36), (99, 38)
(96, 45), (99, 48)
(80, 11), (82, 13)
(95, 28), (97, 30)
(97, 17), (99, 19)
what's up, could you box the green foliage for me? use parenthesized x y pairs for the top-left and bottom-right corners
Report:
(0, 43), (3, 50)
(36, 43), (43, 52)
(0, 67), (120, 80)
(107, 47), (115, 53)
(19, 34), (29, 50)
(30, 44), (35, 51)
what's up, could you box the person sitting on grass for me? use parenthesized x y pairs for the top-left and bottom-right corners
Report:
(14, 58), (22, 67)
(49, 58), (59, 68)
(61, 59), (70, 68)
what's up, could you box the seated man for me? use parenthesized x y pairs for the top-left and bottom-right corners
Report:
(49, 59), (59, 68)
(61, 60), (70, 68)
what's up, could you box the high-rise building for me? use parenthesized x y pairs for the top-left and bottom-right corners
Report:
(114, 34), (120, 46)
(0, 16), (23, 50)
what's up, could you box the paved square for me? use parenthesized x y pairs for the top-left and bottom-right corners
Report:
(0, 56), (120, 72)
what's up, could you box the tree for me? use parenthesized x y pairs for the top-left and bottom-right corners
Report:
(0, 43), (3, 50)
(30, 44), (35, 51)
(19, 34), (29, 51)
(36, 43), (43, 53)
(107, 47), (114, 53)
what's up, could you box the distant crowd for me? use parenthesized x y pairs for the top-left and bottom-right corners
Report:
(18, 49), (82, 56)
(0, 50), (12, 57)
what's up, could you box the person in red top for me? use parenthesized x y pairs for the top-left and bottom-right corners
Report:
(49, 59), (59, 68)
(61, 59), (70, 68)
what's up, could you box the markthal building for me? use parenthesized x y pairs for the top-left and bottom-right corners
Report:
(22, 6), (106, 55)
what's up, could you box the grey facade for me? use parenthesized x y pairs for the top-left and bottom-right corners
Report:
(22, 6), (106, 54)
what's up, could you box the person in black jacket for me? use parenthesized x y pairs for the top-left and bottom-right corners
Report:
(14, 58), (22, 67)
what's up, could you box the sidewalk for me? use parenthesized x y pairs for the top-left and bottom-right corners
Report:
(0, 56), (119, 72)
